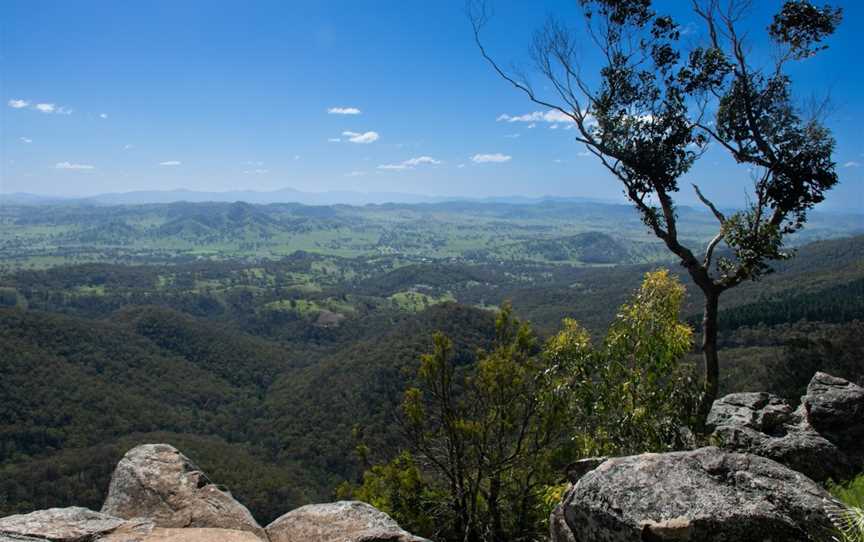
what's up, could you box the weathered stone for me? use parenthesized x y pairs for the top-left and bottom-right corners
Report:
(706, 392), (794, 432)
(101, 444), (265, 540)
(553, 447), (833, 542)
(708, 372), (864, 482)
(803, 371), (864, 449)
(565, 457), (608, 484)
(265, 501), (429, 542)
(129, 528), (263, 542)
(0, 507), (152, 542)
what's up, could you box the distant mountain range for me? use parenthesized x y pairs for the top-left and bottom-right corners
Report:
(0, 187), (618, 207)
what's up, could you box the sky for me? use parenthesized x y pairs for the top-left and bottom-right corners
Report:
(1, 0), (862, 210)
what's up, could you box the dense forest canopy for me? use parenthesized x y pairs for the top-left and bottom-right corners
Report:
(1, 200), (861, 531)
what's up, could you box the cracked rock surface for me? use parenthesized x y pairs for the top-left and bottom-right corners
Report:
(100, 444), (266, 540)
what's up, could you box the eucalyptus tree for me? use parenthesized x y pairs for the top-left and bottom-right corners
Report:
(470, 0), (842, 424)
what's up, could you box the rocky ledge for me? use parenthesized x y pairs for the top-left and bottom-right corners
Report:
(549, 372), (860, 542)
(0, 444), (428, 542)
(551, 446), (834, 542)
(707, 371), (864, 482)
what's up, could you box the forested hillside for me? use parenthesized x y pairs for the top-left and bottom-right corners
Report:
(0, 201), (862, 525)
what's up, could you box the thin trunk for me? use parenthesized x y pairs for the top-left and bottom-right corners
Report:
(697, 289), (720, 430)
(489, 475), (502, 542)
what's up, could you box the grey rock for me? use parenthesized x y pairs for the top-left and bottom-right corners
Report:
(553, 447), (834, 542)
(803, 371), (864, 449)
(565, 457), (608, 484)
(265, 501), (429, 542)
(101, 444), (266, 540)
(0, 507), (152, 542)
(708, 372), (864, 482)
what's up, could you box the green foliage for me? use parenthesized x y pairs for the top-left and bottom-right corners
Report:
(830, 474), (864, 510)
(357, 270), (699, 541)
(383, 303), (570, 541)
(547, 270), (699, 456)
(340, 452), (442, 538)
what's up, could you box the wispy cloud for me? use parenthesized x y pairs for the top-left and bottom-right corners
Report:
(577, 150), (592, 157)
(843, 161), (861, 168)
(328, 138), (341, 143)
(497, 110), (572, 124)
(34, 103), (72, 115)
(345, 171), (367, 177)
(378, 156), (441, 170)
(342, 130), (379, 144)
(328, 107), (361, 115)
(55, 161), (94, 170)
(9, 99), (72, 114)
(20, 137), (32, 144)
(472, 153), (511, 163)
(159, 160), (181, 166)
(504, 133), (520, 139)
(99, 113), (108, 119)
(123, 144), (135, 150)
(244, 168), (269, 175)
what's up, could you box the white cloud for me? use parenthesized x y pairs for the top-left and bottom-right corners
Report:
(549, 124), (559, 130)
(159, 160), (181, 166)
(471, 153), (511, 164)
(99, 113), (108, 119)
(328, 138), (341, 143)
(843, 161), (861, 168)
(8, 99), (71, 114)
(553, 159), (564, 163)
(245, 160), (264, 166)
(34, 103), (73, 114)
(20, 137), (32, 144)
(504, 133), (520, 139)
(345, 171), (366, 177)
(328, 107), (362, 115)
(577, 150), (591, 157)
(55, 161), (94, 170)
(527, 123), (536, 129)
(342, 130), (379, 144)
(244, 169), (269, 175)
(497, 110), (572, 124)
(123, 144), (135, 150)
(457, 164), (466, 169)
(294, 155), (301, 161)
(378, 156), (441, 171)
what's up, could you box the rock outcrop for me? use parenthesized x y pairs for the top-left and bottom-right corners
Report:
(265, 501), (430, 542)
(552, 447), (834, 542)
(708, 371), (864, 482)
(0, 507), (267, 542)
(0, 507), (152, 541)
(100, 444), (266, 539)
(0, 445), (429, 542)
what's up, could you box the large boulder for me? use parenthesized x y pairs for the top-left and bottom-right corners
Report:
(0, 507), (152, 541)
(265, 501), (429, 542)
(708, 372), (864, 482)
(101, 444), (266, 540)
(123, 528), (264, 542)
(803, 372), (864, 449)
(552, 447), (834, 542)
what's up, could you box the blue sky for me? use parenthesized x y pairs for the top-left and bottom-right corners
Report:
(1, 0), (862, 210)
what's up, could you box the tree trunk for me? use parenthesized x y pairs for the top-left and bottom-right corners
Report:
(697, 289), (720, 430)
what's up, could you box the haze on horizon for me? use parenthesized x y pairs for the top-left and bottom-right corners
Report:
(2, 0), (862, 210)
